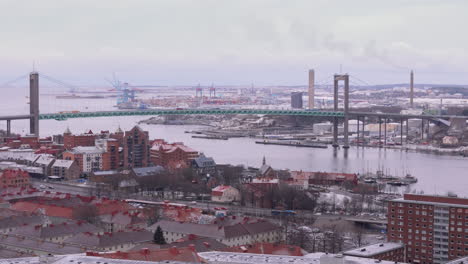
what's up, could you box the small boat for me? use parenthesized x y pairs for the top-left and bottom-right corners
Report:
(401, 174), (418, 184)
(387, 181), (408, 186)
(364, 178), (377, 184)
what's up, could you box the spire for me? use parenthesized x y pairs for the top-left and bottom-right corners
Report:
(262, 156), (266, 166)
(116, 126), (123, 134)
(64, 126), (71, 135)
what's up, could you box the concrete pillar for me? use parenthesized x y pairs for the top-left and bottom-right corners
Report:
(6, 120), (11, 137)
(357, 116), (360, 146)
(29, 72), (39, 137)
(332, 77), (339, 148)
(362, 116), (365, 145)
(384, 118), (387, 146)
(421, 119), (424, 140)
(400, 119), (403, 146)
(410, 70), (414, 108)
(343, 75), (350, 149)
(406, 119), (409, 144)
(308, 69), (315, 109)
(379, 117), (382, 147)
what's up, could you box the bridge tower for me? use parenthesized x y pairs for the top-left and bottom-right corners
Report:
(332, 74), (349, 149)
(29, 72), (39, 137)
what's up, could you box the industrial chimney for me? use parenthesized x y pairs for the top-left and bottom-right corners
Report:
(410, 70), (414, 108)
(308, 69), (315, 109)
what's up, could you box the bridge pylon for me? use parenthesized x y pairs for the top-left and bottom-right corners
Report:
(29, 72), (39, 137)
(333, 74), (350, 149)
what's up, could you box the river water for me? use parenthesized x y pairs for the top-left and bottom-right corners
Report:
(1, 88), (467, 196)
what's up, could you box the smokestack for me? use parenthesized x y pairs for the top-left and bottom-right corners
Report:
(308, 69), (315, 109)
(410, 70), (414, 108)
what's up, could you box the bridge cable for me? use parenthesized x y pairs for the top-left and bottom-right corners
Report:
(0, 74), (29, 88)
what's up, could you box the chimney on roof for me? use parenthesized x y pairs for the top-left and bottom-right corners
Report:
(169, 247), (179, 255)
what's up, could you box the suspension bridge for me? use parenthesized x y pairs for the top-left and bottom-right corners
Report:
(0, 72), (465, 148)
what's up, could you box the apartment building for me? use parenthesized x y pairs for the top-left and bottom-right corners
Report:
(387, 194), (468, 264)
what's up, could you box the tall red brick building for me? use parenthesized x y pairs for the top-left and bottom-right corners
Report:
(387, 194), (468, 264)
(150, 139), (198, 170)
(63, 128), (96, 150)
(123, 126), (149, 168)
(96, 138), (121, 170)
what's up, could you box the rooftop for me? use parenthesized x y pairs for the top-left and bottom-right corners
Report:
(342, 242), (404, 257)
(0, 254), (189, 264)
(199, 251), (409, 264)
(149, 219), (280, 240)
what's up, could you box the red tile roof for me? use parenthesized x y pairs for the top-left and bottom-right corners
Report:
(225, 242), (306, 256)
(87, 247), (202, 263)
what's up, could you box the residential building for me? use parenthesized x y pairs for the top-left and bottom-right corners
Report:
(199, 251), (411, 264)
(387, 194), (468, 264)
(86, 247), (203, 263)
(192, 154), (216, 176)
(149, 219), (282, 246)
(225, 242), (307, 256)
(50, 159), (80, 180)
(150, 139), (198, 170)
(11, 221), (102, 242)
(96, 138), (121, 170)
(0, 215), (46, 234)
(123, 126), (150, 168)
(0, 169), (30, 188)
(63, 146), (105, 175)
(131, 234), (227, 253)
(32, 154), (55, 176)
(63, 230), (153, 252)
(343, 242), (405, 262)
(211, 185), (241, 203)
(63, 129), (96, 150)
(289, 171), (358, 187)
(0, 234), (86, 256)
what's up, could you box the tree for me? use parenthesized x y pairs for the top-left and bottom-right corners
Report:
(153, 226), (167, 245)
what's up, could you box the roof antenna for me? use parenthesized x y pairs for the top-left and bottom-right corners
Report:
(32, 60), (36, 72)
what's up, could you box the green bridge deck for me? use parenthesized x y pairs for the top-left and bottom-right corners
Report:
(39, 109), (345, 120)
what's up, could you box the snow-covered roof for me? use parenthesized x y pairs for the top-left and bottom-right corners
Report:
(343, 242), (404, 257)
(199, 251), (409, 264)
(52, 159), (74, 169)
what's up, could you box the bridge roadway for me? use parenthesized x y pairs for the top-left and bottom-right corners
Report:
(37, 109), (345, 120)
(1, 109), (466, 122)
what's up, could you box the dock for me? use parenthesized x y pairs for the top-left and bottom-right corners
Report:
(255, 140), (328, 148)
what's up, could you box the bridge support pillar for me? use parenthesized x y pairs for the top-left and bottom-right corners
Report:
(421, 119), (424, 140)
(406, 119), (409, 144)
(361, 116), (365, 146)
(29, 72), (39, 137)
(332, 77), (339, 148)
(400, 118), (404, 146)
(6, 120), (11, 137)
(384, 118), (387, 146)
(378, 117), (382, 147)
(357, 116), (360, 146)
(333, 74), (350, 149)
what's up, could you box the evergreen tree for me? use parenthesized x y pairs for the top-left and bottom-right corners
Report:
(153, 225), (167, 245)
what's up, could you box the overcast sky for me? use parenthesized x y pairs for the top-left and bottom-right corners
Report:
(0, 0), (467, 86)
